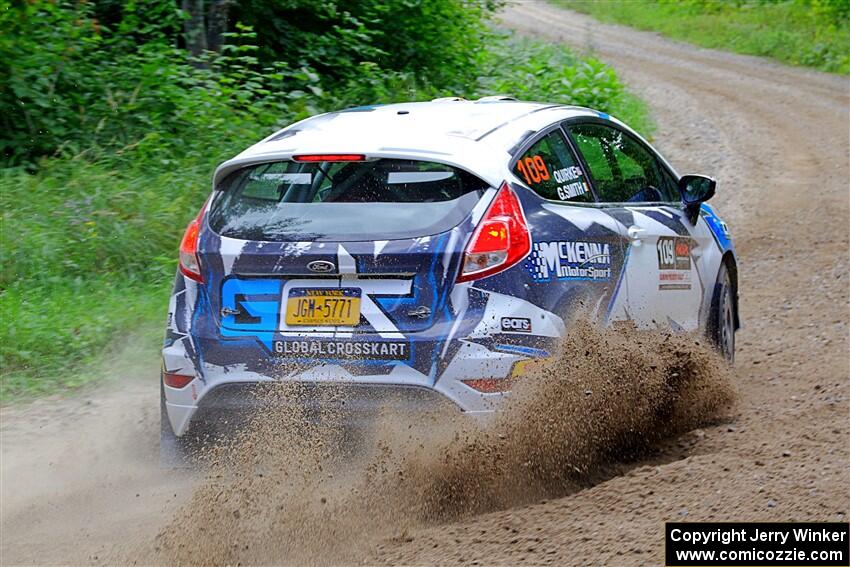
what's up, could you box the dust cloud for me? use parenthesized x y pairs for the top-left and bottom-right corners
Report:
(154, 322), (734, 566)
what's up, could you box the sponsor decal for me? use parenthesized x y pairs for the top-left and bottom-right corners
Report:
(527, 240), (612, 282)
(501, 317), (532, 333)
(657, 236), (693, 290)
(273, 339), (409, 361)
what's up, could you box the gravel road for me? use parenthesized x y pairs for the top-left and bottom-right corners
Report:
(1, 3), (848, 566)
(373, 3), (850, 565)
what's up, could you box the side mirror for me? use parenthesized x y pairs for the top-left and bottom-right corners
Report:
(678, 174), (716, 206)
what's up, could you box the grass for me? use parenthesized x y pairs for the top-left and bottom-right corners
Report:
(552, 0), (850, 74)
(0, 35), (654, 403)
(0, 156), (222, 401)
(0, 278), (166, 401)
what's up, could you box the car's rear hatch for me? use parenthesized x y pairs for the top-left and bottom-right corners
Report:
(200, 157), (490, 336)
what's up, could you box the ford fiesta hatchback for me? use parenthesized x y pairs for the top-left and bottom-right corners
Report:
(161, 97), (738, 446)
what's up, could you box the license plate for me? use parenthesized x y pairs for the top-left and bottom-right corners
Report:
(285, 288), (361, 326)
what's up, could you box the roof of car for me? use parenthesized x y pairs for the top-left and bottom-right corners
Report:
(215, 99), (606, 186)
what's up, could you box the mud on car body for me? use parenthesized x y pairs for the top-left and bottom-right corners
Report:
(162, 98), (738, 441)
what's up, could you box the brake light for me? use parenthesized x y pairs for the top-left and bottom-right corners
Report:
(292, 154), (366, 162)
(179, 206), (205, 282)
(457, 182), (531, 282)
(163, 371), (194, 389)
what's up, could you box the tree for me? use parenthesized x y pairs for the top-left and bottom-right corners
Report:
(181, 0), (232, 56)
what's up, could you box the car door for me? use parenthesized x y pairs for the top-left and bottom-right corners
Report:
(564, 119), (711, 331)
(509, 125), (631, 326)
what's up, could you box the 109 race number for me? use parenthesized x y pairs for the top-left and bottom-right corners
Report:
(516, 155), (550, 185)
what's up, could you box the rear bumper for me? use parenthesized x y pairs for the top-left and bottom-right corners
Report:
(161, 342), (517, 436)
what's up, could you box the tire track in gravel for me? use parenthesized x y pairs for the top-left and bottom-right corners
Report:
(370, 3), (849, 565)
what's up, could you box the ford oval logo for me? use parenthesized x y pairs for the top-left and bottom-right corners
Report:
(307, 260), (336, 274)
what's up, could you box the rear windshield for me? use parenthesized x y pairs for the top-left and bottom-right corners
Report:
(209, 159), (489, 242)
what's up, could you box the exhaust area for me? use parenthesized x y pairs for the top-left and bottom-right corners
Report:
(154, 322), (734, 566)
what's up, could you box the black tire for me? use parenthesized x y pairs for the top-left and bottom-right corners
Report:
(160, 380), (193, 468)
(708, 262), (736, 362)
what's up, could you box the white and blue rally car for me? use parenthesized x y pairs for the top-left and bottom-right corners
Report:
(161, 98), (738, 444)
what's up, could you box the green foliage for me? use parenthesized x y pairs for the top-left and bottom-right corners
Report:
(226, 0), (501, 90)
(1, 0), (504, 165)
(478, 35), (622, 109)
(1, 0), (648, 166)
(0, 0), (651, 400)
(0, 277), (166, 400)
(555, 0), (850, 74)
(2, 159), (206, 287)
(0, 2), (309, 166)
(809, 0), (850, 25)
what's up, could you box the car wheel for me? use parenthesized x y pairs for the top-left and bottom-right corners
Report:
(709, 262), (735, 362)
(160, 379), (192, 468)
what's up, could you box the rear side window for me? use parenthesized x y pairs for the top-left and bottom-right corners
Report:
(209, 159), (488, 242)
(513, 130), (593, 203)
(568, 123), (677, 203)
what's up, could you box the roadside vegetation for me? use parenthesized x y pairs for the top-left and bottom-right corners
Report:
(554, 0), (850, 74)
(0, 0), (651, 400)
